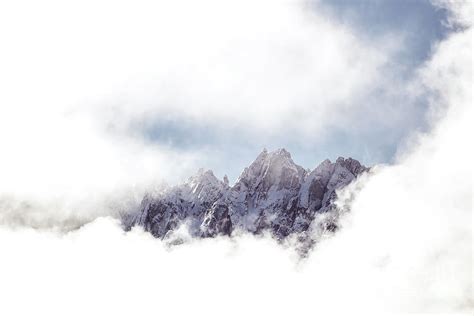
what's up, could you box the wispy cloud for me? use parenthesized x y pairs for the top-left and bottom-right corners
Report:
(0, 0), (403, 227)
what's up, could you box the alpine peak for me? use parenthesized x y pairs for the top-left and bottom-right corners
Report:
(124, 149), (368, 251)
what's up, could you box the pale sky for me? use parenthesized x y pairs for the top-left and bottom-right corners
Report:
(142, 0), (453, 182)
(0, 0), (456, 187)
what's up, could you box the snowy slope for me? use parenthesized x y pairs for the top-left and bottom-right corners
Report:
(125, 149), (368, 243)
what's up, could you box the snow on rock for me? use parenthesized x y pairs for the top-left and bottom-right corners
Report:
(124, 149), (368, 245)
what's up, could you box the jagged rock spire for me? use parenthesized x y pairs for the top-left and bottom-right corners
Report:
(125, 149), (368, 245)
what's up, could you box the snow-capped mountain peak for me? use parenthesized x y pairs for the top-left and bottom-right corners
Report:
(125, 149), (368, 245)
(236, 148), (305, 192)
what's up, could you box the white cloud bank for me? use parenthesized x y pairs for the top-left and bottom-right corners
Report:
(0, 0), (472, 315)
(0, 0), (402, 227)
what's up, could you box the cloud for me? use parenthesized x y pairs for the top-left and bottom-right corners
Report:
(0, 0), (399, 138)
(0, 0), (408, 227)
(305, 2), (473, 310)
(0, 1), (471, 314)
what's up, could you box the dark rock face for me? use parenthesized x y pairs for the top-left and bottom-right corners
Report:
(124, 149), (368, 243)
(201, 202), (232, 237)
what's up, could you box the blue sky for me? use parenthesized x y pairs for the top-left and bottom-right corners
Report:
(141, 0), (452, 182)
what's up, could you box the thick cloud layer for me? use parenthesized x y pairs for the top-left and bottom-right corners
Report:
(0, 0), (399, 227)
(304, 14), (473, 311)
(0, 0), (472, 315)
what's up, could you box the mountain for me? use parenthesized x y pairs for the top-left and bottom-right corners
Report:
(124, 148), (368, 246)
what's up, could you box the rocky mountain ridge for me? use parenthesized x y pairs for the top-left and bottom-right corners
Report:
(124, 148), (368, 244)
